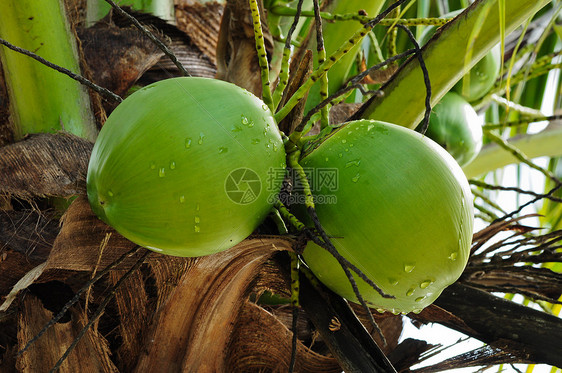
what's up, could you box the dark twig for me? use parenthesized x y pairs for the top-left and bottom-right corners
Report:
(470, 179), (562, 203)
(306, 206), (391, 345)
(17, 246), (143, 357)
(313, 0), (324, 52)
(395, 24), (431, 134)
(365, 0), (410, 29)
(49, 249), (151, 373)
(285, 0), (305, 50)
(288, 307), (299, 373)
(103, 0), (190, 77)
(0, 37), (122, 103)
(494, 183), (562, 224)
(304, 210), (392, 300)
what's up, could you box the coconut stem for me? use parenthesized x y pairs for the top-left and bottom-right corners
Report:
(248, 0), (274, 111)
(274, 0), (408, 123)
(269, 6), (451, 27)
(312, 0), (330, 129)
(272, 0), (304, 110)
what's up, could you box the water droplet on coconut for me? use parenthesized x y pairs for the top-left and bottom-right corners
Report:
(198, 132), (205, 145)
(325, 157), (329, 162)
(185, 138), (192, 149)
(196, 203), (200, 211)
(252, 138), (261, 145)
(179, 195), (185, 203)
(391, 309), (400, 315)
(194, 216), (200, 224)
(345, 159), (361, 168)
(338, 153), (343, 158)
(351, 173), (360, 183)
(107, 190), (114, 197)
(376, 308), (386, 314)
(404, 263), (415, 273)
(241, 115), (249, 125)
(231, 125), (242, 133)
(406, 288), (415, 297)
(415, 296), (426, 303)
(367, 124), (375, 131)
(159, 168), (165, 177)
(420, 280), (432, 289)
(170, 161), (176, 170)
(262, 104), (269, 111)
(218, 147), (228, 154)
(349, 143), (354, 147)
(388, 278), (398, 286)
(194, 225), (201, 233)
(449, 251), (458, 261)
(341, 139), (347, 144)
(412, 308), (423, 314)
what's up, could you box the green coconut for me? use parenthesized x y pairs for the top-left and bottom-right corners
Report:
(87, 77), (286, 257)
(425, 92), (483, 167)
(298, 120), (473, 314)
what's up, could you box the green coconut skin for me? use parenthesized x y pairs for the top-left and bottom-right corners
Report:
(299, 120), (473, 314)
(87, 77), (286, 257)
(426, 92), (483, 167)
(452, 44), (501, 102)
(420, 11), (501, 102)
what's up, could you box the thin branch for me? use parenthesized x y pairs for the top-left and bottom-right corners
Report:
(274, 0), (409, 123)
(289, 307), (299, 373)
(493, 183), (562, 226)
(470, 179), (562, 203)
(103, 0), (190, 77)
(395, 24), (431, 135)
(17, 246), (143, 357)
(313, 0), (330, 128)
(49, 249), (151, 373)
(471, 188), (508, 214)
(296, 49), (416, 133)
(0, 37), (122, 103)
(284, 0), (304, 49)
(269, 6), (451, 27)
(483, 114), (562, 130)
(484, 129), (562, 185)
(305, 207), (390, 345)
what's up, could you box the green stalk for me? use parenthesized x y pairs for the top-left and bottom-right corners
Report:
(249, 0), (274, 111)
(303, 0), (385, 113)
(360, 0), (551, 129)
(0, 0), (97, 141)
(86, 0), (175, 24)
(269, 7), (450, 27)
(462, 123), (562, 178)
